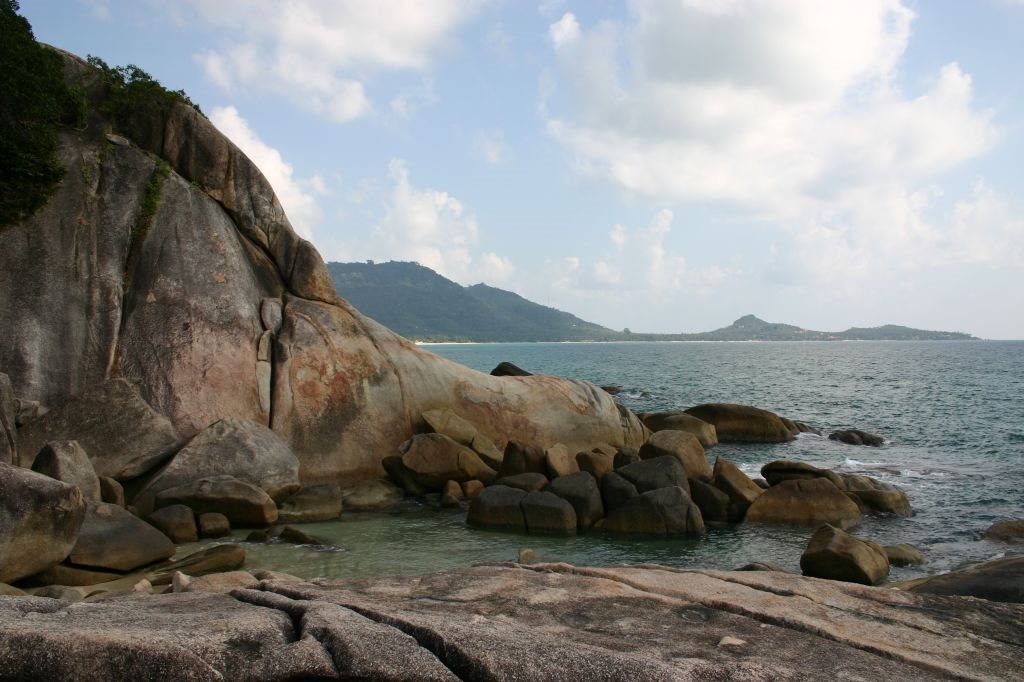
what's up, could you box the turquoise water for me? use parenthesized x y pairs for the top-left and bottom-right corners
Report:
(181, 341), (1024, 582)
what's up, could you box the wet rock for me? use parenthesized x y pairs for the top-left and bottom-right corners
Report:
(30, 440), (102, 503)
(576, 450), (614, 480)
(280, 484), (344, 521)
(496, 472), (549, 492)
(689, 479), (731, 525)
(547, 471), (604, 531)
(883, 544), (925, 566)
(684, 403), (795, 443)
(745, 478), (862, 529)
(154, 475), (278, 527)
(499, 441), (547, 477)
(544, 443), (580, 479)
(761, 460), (845, 489)
(600, 472), (639, 513)
(522, 491), (577, 536)
(16, 379), (181, 479)
(840, 474), (911, 517)
(984, 519), (1024, 543)
(639, 430), (711, 481)
(440, 480), (463, 507)
(898, 556), (1024, 603)
(98, 476), (125, 507)
(829, 429), (884, 447)
(145, 504), (198, 544)
(617, 456), (689, 495)
(712, 457), (763, 522)
(800, 525), (889, 585)
(400, 433), (497, 489)
(69, 503), (175, 572)
(467, 485), (527, 533)
(602, 487), (704, 536)
(0, 463), (87, 584)
(491, 361), (532, 376)
(278, 526), (328, 546)
(640, 411), (718, 448)
(198, 513), (231, 539)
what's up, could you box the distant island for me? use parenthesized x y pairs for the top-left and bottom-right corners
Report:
(329, 261), (976, 342)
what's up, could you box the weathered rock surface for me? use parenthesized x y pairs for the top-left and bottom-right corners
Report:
(0, 373), (15, 465)
(599, 471), (639, 513)
(638, 429), (711, 480)
(69, 503), (175, 572)
(154, 475), (278, 527)
(0, 463), (86, 584)
(547, 471), (604, 531)
(521, 491), (577, 536)
(2, 563), (1022, 680)
(800, 525), (889, 585)
(98, 475), (125, 507)
(830, 429), (885, 446)
(498, 440), (548, 477)
(496, 472), (549, 492)
(617, 455), (690, 495)
(16, 379), (181, 479)
(984, 519), (1024, 543)
(197, 512), (231, 539)
(689, 479), (731, 525)
(30, 440), (101, 503)
(544, 443), (579, 479)
(399, 433), (497, 490)
(575, 449), (614, 479)
(421, 408), (477, 445)
(685, 403), (796, 442)
(145, 504), (198, 544)
(279, 483), (345, 521)
(640, 411), (718, 448)
(712, 456), (764, 523)
(841, 473), (912, 517)
(745, 478), (863, 528)
(602, 486), (705, 536)
(897, 556), (1024, 604)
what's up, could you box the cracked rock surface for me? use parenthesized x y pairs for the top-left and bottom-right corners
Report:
(2, 563), (1021, 681)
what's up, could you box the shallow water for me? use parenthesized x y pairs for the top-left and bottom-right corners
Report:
(180, 341), (1024, 582)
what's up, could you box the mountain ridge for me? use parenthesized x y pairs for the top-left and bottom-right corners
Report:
(328, 261), (976, 342)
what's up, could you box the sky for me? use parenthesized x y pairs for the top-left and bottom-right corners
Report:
(20, 0), (1024, 339)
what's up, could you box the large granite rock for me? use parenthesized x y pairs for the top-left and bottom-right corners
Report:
(688, 478), (730, 525)
(840, 473), (912, 517)
(399, 433), (497, 490)
(544, 443), (579, 479)
(599, 471), (639, 513)
(712, 456), (763, 522)
(0, 373), (15, 465)
(616, 455), (690, 495)
(278, 484), (344, 520)
(761, 460), (845, 489)
(640, 410), (718, 448)
(145, 504), (199, 544)
(0, 463), (87, 583)
(340, 480), (402, 512)
(498, 440), (548, 477)
(800, 525), (889, 585)
(466, 485), (527, 533)
(897, 556), (1024, 604)
(684, 403), (796, 442)
(68, 503), (175, 572)
(638, 429), (711, 480)
(745, 478), (863, 528)
(154, 475), (278, 527)
(421, 408), (477, 445)
(521, 491), (577, 536)
(30, 440), (102, 503)
(829, 429), (884, 446)
(133, 417), (300, 515)
(984, 519), (1024, 543)
(601, 486), (705, 536)
(16, 379), (181, 479)
(547, 471), (604, 531)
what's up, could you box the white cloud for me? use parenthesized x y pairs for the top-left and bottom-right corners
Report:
(545, 0), (1007, 289)
(185, 1), (481, 122)
(210, 106), (321, 239)
(474, 131), (507, 164)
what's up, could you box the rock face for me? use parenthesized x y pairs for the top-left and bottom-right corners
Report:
(0, 373), (15, 465)
(145, 504), (198, 544)
(638, 429), (711, 480)
(547, 471), (604, 531)
(154, 475), (278, 527)
(466, 485), (527, 533)
(2, 563), (1022, 681)
(639, 411), (718, 447)
(399, 433), (497, 490)
(761, 460), (845, 489)
(800, 525), (889, 585)
(30, 440), (101, 503)
(69, 502), (176, 572)
(712, 456), (763, 522)
(278, 484), (345, 521)
(0, 463), (87, 583)
(16, 379), (181, 479)
(684, 403), (796, 443)
(745, 478), (862, 528)
(898, 556), (1024, 603)
(602, 487), (705, 536)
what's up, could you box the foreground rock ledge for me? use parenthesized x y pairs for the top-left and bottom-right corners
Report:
(2, 564), (1021, 681)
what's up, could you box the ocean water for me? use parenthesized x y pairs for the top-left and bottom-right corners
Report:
(180, 341), (1024, 582)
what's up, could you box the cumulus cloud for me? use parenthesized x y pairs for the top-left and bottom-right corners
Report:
(185, 1), (481, 122)
(210, 106), (321, 239)
(474, 130), (507, 164)
(545, 0), (1006, 289)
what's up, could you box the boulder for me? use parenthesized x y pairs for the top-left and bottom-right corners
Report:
(278, 526), (328, 546)
(761, 460), (845, 490)
(745, 478), (862, 529)
(98, 476), (125, 507)
(134, 417), (301, 515)
(421, 408), (477, 445)
(260, 297), (283, 332)
(688, 479), (730, 525)
(684, 403), (795, 443)
(339, 480), (401, 512)
(146, 504), (199, 544)
(544, 443), (579, 479)
(400, 433), (497, 490)
(616, 456), (689, 495)
(496, 472), (549, 492)
(470, 434), (504, 470)
(0, 373), (15, 465)
(499, 441), (547, 477)
(984, 519), (1024, 543)
(461, 480), (485, 498)
(69, 503), (176, 572)
(30, 440), (102, 503)
(712, 457), (763, 522)
(19, 564), (125, 588)
(16, 379), (181, 479)
(144, 545), (247, 586)
(576, 450), (614, 480)
(198, 513), (231, 539)
(829, 429), (884, 447)
(279, 484), (344, 521)
(0, 463), (87, 584)
(613, 447), (640, 469)
(840, 474), (911, 517)
(521, 491), (577, 536)
(898, 556), (1024, 603)
(547, 471), (604, 531)
(600, 472), (639, 513)
(638, 430), (711, 481)
(639, 411), (718, 448)
(0, 584), (26, 597)
(381, 456), (427, 496)
(491, 361), (531, 376)
(883, 544), (925, 567)
(176, 570), (260, 594)
(154, 476), (278, 527)
(466, 485), (527, 533)
(440, 480), (463, 507)
(800, 525), (889, 585)
(602, 487), (705, 536)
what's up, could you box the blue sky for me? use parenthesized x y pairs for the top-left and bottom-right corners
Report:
(21, 1), (1024, 338)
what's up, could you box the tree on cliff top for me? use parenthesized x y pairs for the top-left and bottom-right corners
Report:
(0, 0), (85, 229)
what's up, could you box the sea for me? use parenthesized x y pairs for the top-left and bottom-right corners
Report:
(180, 340), (1024, 582)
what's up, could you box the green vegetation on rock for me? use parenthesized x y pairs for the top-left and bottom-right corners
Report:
(0, 1), (85, 230)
